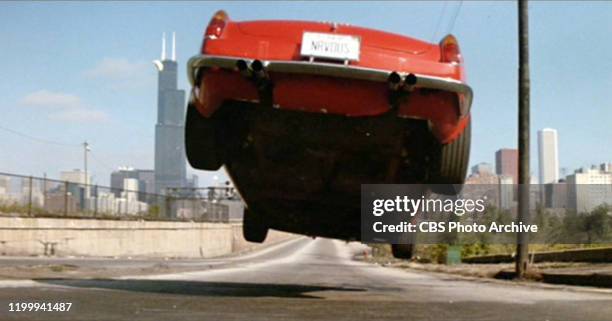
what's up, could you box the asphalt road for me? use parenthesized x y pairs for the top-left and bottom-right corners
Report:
(1, 238), (612, 321)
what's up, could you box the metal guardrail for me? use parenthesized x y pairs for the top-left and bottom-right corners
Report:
(0, 172), (241, 222)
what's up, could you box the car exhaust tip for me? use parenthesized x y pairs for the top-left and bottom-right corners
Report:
(236, 59), (249, 72)
(405, 73), (417, 86)
(251, 60), (264, 72)
(236, 59), (252, 77)
(251, 60), (268, 79)
(388, 72), (401, 84)
(388, 72), (402, 90)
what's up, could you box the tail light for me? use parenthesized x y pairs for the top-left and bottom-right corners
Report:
(201, 10), (229, 52)
(439, 34), (462, 64)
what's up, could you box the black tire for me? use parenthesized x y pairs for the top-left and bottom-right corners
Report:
(430, 121), (471, 195)
(185, 102), (224, 170)
(391, 229), (417, 259)
(391, 244), (415, 259)
(243, 208), (269, 243)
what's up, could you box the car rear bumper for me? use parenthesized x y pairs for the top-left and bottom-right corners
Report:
(187, 54), (472, 144)
(187, 54), (473, 117)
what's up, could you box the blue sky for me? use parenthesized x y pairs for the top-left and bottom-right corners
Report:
(0, 1), (610, 186)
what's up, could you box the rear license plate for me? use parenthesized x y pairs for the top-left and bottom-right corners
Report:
(301, 32), (361, 62)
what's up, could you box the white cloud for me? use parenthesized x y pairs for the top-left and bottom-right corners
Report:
(20, 90), (82, 109)
(50, 108), (110, 123)
(84, 57), (154, 90)
(20, 89), (109, 124)
(84, 57), (149, 80)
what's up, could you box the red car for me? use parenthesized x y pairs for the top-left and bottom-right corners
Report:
(185, 11), (472, 255)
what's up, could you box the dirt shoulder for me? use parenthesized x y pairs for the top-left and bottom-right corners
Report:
(361, 247), (612, 288)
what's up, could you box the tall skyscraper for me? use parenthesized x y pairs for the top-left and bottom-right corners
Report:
(495, 148), (518, 184)
(154, 32), (187, 194)
(538, 128), (559, 184)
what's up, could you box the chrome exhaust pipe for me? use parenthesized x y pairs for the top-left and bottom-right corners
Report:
(251, 60), (269, 79)
(404, 73), (417, 87)
(388, 72), (403, 90)
(236, 59), (251, 77)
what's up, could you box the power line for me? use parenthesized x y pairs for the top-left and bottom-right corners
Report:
(88, 151), (117, 171)
(430, 0), (464, 43)
(0, 122), (143, 175)
(446, 0), (464, 35)
(430, 1), (449, 43)
(0, 123), (80, 148)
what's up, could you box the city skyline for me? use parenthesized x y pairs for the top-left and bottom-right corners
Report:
(0, 2), (611, 186)
(26, 124), (610, 191)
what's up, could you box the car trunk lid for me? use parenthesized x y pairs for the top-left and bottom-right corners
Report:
(237, 20), (435, 56)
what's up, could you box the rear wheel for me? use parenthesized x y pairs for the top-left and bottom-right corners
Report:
(243, 208), (269, 243)
(185, 102), (224, 170)
(430, 121), (471, 195)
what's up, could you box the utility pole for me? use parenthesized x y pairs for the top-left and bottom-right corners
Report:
(516, 0), (530, 278)
(83, 141), (90, 199)
(43, 172), (47, 208)
(83, 142), (89, 183)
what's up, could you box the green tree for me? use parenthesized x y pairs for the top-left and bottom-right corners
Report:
(583, 204), (610, 243)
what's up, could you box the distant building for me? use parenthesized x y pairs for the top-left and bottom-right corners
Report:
(122, 178), (139, 201)
(94, 191), (117, 214)
(538, 128), (559, 184)
(465, 167), (500, 207)
(173, 186), (244, 222)
(137, 170), (156, 195)
(530, 183), (541, 209)
(471, 162), (494, 176)
(60, 169), (89, 208)
(0, 176), (19, 205)
(60, 169), (88, 185)
(498, 175), (516, 210)
(495, 149), (518, 184)
(543, 182), (568, 209)
(115, 178), (148, 215)
(154, 32), (188, 194)
(90, 177), (149, 216)
(44, 193), (78, 214)
(0, 176), (9, 197)
(465, 172), (499, 185)
(110, 167), (155, 200)
(566, 165), (612, 212)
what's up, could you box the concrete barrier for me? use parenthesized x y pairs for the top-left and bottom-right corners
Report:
(0, 216), (294, 258)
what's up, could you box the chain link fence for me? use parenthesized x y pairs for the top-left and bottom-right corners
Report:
(0, 172), (242, 222)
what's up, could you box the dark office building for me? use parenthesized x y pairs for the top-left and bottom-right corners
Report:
(495, 148), (518, 184)
(154, 32), (187, 194)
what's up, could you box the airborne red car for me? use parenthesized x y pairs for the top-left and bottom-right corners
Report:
(185, 11), (472, 256)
